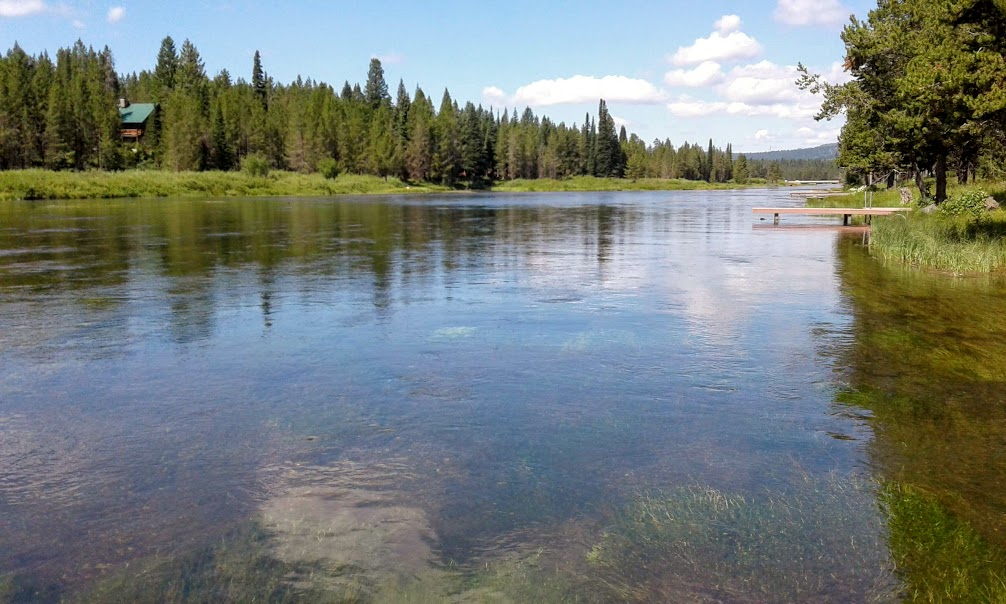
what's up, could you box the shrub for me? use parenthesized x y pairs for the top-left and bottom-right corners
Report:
(241, 153), (271, 178)
(940, 189), (988, 219)
(317, 157), (339, 180)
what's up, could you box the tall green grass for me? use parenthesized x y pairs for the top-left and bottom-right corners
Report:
(870, 212), (1006, 273)
(0, 171), (767, 201)
(0, 169), (449, 201)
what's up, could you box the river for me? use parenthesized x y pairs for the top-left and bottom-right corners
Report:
(0, 191), (1003, 602)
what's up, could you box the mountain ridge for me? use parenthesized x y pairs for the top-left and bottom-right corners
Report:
(741, 143), (838, 161)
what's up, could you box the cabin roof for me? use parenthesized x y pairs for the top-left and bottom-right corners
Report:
(119, 103), (156, 126)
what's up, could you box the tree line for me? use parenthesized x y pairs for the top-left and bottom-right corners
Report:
(800, 0), (1006, 202)
(0, 37), (835, 184)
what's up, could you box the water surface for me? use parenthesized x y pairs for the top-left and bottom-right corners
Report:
(1, 191), (1003, 602)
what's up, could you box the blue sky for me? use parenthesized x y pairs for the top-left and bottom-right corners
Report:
(2, 0), (876, 152)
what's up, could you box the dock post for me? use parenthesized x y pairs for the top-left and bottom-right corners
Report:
(774, 213), (780, 225)
(843, 214), (849, 226)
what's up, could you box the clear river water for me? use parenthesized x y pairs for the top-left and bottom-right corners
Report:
(1, 190), (1004, 602)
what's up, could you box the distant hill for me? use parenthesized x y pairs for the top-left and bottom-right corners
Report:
(742, 143), (838, 161)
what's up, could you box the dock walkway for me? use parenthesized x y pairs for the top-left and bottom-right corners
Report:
(753, 207), (911, 226)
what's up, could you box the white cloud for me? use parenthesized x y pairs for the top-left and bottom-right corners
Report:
(796, 125), (841, 144)
(664, 59), (850, 121)
(612, 115), (630, 129)
(481, 86), (507, 107)
(666, 98), (727, 118)
(670, 15), (762, 66)
(664, 61), (725, 87)
(774, 0), (850, 27)
(754, 129), (772, 141)
(106, 6), (124, 22)
(666, 96), (822, 120)
(510, 75), (666, 106)
(714, 14), (742, 34)
(722, 61), (804, 105)
(72, 18), (84, 28)
(0, 0), (45, 17)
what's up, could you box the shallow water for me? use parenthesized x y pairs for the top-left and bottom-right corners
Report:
(0, 191), (1003, 602)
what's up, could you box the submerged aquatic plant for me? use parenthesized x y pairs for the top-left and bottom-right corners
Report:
(880, 483), (1006, 603)
(586, 478), (900, 602)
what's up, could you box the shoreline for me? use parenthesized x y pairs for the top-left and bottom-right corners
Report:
(0, 169), (776, 202)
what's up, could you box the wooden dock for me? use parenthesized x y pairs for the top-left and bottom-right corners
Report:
(788, 190), (845, 198)
(753, 207), (911, 226)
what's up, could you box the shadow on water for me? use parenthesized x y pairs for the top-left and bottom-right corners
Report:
(831, 235), (1006, 600)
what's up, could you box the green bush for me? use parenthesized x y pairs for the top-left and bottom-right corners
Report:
(941, 189), (989, 218)
(241, 153), (271, 178)
(317, 157), (339, 180)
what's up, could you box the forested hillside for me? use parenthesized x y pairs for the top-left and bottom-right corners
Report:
(0, 37), (837, 186)
(743, 143), (838, 161)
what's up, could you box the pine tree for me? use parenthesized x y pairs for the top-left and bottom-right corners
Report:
(367, 104), (397, 179)
(706, 139), (715, 182)
(154, 36), (177, 96)
(434, 88), (460, 185)
(734, 154), (750, 184)
(404, 88), (433, 181)
(210, 102), (233, 170)
(459, 101), (483, 185)
(595, 99), (619, 177)
(252, 50), (267, 109)
(364, 58), (390, 109)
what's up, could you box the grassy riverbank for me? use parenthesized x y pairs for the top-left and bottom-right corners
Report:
(805, 183), (1006, 273)
(0, 169), (770, 202)
(870, 212), (1006, 273)
(0, 169), (452, 201)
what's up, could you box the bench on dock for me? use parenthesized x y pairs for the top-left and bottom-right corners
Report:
(753, 207), (912, 226)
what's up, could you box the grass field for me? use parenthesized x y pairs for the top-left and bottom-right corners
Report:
(0, 170), (450, 201)
(0, 169), (771, 202)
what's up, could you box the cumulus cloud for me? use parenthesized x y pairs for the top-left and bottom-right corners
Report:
(714, 14), (742, 33)
(106, 5), (124, 22)
(664, 61), (725, 88)
(612, 115), (630, 129)
(666, 97), (822, 120)
(481, 86), (508, 107)
(722, 61), (805, 105)
(774, 0), (850, 27)
(0, 0), (45, 17)
(669, 15), (762, 66)
(493, 75), (665, 107)
(796, 125), (841, 144)
(754, 129), (772, 141)
(664, 59), (850, 121)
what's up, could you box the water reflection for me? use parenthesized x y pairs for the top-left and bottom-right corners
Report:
(832, 237), (1006, 598)
(1, 192), (984, 601)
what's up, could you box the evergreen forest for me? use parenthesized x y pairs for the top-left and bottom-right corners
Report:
(0, 37), (838, 187)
